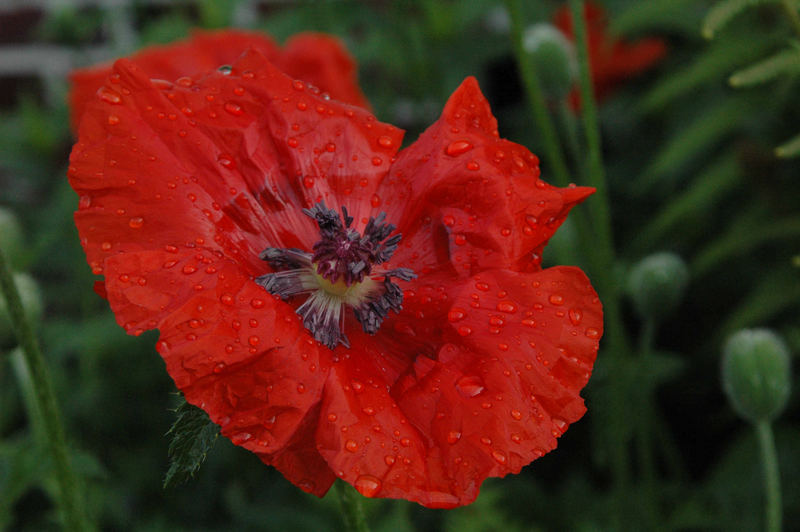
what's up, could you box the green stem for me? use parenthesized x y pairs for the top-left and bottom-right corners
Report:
(558, 99), (584, 172)
(335, 480), (370, 532)
(636, 318), (658, 528)
(756, 421), (782, 532)
(0, 247), (90, 532)
(781, 0), (800, 38)
(567, 0), (633, 525)
(505, 0), (571, 188)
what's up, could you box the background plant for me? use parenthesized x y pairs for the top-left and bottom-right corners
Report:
(0, 0), (797, 530)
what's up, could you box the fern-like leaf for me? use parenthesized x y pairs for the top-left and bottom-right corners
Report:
(163, 398), (219, 489)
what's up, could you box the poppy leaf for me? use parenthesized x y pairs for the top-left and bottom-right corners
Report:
(163, 397), (220, 489)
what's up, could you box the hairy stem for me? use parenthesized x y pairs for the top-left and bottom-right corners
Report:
(0, 247), (90, 531)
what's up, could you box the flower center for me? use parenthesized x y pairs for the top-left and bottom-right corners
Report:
(255, 202), (415, 349)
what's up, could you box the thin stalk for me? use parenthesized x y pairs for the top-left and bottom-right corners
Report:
(335, 480), (370, 532)
(566, 0), (628, 354)
(782, 0), (800, 38)
(505, 0), (571, 188)
(755, 421), (782, 532)
(568, 0), (633, 525)
(558, 99), (584, 172)
(636, 318), (658, 529)
(0, 247), (90, 532)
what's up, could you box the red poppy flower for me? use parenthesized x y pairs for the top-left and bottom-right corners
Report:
(67, 47), (602, 508)
(68, 29), (369, 132)
(553, 1), (666, 103)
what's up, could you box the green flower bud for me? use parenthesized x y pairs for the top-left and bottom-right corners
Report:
(626, 252), (689, 322)
(722, 329), (792, 423)
(522, 24), (577, 100)
(0, 207), (24, 269)
(0, 272), (44, 346)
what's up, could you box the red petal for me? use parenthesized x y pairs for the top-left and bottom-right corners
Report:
(383, 77), (593, 276)
(315, 267), (601, 507)
(276, 33), (370, 110)
(553, 2), (665, 103)
(69, 30), (370, 132)
(315, 349), (464, 508)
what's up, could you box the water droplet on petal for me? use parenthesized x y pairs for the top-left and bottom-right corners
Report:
(492, 450), (507, 464)
(378, 135), (394, 148)
(445, 140), (473, 156)
(456, 375), (484, 397)
(224, 102), (243, 116)
(354, 475), (382, 497)
(496, 301), (517, 313)
(128, 217), (144, 229)
(447, 430), (462, 444)
(447, 308), (467, 322)
(568, 308), (582, 324)
(345, 439), (359, 452)
(549, 294), (564, 306)
(585, 327), (600, 339)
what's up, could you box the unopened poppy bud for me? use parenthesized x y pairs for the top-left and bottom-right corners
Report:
(0, 207), (24, 269)
(722, 329), (791, 423)
(0, 272), (43, 345)
(626, 252), (688, 322)
(522, 24), (577, 100)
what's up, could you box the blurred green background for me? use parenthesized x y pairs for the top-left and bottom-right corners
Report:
(0, 0), (798, 530)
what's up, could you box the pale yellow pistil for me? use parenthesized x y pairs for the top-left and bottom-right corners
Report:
(312, 265), (378, 307)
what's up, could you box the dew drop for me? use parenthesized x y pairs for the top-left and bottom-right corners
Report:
(378, 135), (394, 148)
(220, 294), (234, 306)
(345, 439), (359, 452)
(455, 375), (484, 398)
(447, 430), (462, 444)
(384, 455), (396, 466)
(224, 102), (243, 116)
(510, 409), (522, 420)
(549, 294), (564, 306)
(98, 87), (122, 104)
(496, 301), (517, 314)
(492, 450), (507, 465)
(457, 325), (472, 336)
(585, 327), (600, 339)
(128, 217), (144, 229)
(250, 298), (265, 309)
(217, 154), (236, 170)
(370, 194), (382, 207)
(354, 475), (382, 497)
(447, 308), (467, 322)
(445, 140), (473, 156)
(568, 308), (582, 325)
(182, 265), (196, 275)
(466, 160), (480, 171)
(248, 335), (260, 346)
(454, 234), (467, 246)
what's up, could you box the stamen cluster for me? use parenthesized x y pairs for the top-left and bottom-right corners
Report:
(255, 203), (415, 349)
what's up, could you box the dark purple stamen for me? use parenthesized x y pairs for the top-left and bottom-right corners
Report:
(255, 202), (416, 350)
(305, 202), (400, 286)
